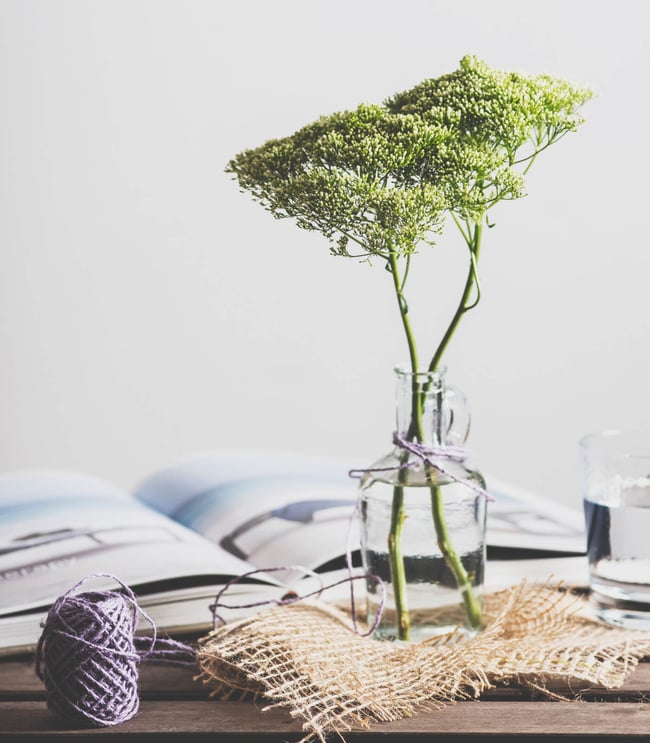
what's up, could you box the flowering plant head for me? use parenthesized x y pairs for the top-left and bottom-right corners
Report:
(227, 56), (591, 373)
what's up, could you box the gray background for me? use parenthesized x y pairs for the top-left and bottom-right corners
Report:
(1, 0), (647, 508)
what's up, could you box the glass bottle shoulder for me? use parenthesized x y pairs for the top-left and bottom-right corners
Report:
(358, 448), (485, 490)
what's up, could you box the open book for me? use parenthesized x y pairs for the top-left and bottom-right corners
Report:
(0, 449), (588, 655)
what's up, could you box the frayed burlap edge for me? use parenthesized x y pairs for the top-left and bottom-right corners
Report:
(194, 580), (650, 743)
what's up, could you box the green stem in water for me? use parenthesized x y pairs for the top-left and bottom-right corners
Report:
(429, 479), (483, 629)
(387, 481), (409, 639)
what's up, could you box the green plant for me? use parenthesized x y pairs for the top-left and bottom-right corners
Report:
(226, 55), (592, 639)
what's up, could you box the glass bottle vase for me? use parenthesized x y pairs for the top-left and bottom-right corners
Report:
(358, 365), (487, 642)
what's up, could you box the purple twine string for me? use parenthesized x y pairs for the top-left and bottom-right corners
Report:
(349, 431), (493, 502)
(35, 573), (195, 728)
(209, 508), (386, 638)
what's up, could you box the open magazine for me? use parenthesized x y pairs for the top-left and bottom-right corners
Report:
(0, 449), (587, 655)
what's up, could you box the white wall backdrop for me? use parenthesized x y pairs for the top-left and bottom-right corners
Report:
(1, 0), (648, 508)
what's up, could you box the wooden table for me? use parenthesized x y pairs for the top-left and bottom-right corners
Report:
(2, 645), (650, 741)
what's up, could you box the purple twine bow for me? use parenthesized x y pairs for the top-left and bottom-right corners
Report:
(209, 508), (386, 638)
(349, 431), (493, 502)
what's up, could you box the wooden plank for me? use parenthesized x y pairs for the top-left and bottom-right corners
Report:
(4, 658), (650, 701)
(0, 660), (206, 700)
(3, 700), (650, 739)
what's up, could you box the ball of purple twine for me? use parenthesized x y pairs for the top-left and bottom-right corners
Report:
(35, 574), (195, 727)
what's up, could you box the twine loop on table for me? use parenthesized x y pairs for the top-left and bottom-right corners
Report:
(35, 573), (195, 728)
(210, 507), (386, 638)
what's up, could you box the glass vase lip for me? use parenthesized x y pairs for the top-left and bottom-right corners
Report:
(393, 363), (448, 382)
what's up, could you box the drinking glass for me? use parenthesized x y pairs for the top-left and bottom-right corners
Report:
(580, 428), (650, 629)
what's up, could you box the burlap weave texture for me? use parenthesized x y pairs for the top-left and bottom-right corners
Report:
(195, 581), (650, 743)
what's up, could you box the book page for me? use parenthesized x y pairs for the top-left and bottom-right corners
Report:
(485, 476), (586, 555)
(133, 450), (359, 576)
(0, 470), (262, 616)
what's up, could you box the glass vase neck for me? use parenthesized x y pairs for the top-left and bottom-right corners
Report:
(394, 365), (469, 448)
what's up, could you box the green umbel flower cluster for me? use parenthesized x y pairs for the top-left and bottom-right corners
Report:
(227, 104), (450, 257)
(227, 55), (592, 258)
(388, 55), (590, 165)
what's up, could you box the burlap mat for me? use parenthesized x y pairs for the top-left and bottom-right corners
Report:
(195, 581), (650, 743)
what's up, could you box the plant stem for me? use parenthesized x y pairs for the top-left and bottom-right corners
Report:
(429, 479), (483, 629)
(387, 251), (419, 376)
(387, 481), (409, 638)
(386, 227), (485, 638)
(426, 219), (485, 631)
(386, 249), (419, 640)
(428, 221), (483, 373)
